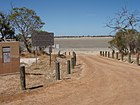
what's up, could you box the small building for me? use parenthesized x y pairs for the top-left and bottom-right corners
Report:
(0, 41), (20, 74)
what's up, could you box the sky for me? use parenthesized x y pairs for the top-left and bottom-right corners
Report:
(0, 0), (140, 36)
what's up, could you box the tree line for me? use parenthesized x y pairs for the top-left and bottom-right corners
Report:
(54, 35), (113, 38)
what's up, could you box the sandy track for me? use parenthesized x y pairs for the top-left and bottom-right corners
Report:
(1, 54), (140, 105)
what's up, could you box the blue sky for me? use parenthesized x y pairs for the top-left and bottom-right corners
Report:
(0, 0), (140, 36)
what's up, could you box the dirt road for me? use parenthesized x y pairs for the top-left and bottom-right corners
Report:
(1, 54), (140, 105)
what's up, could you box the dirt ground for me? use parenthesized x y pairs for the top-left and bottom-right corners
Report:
(1, 52), (140, 105)
(0, 52), (82, 104)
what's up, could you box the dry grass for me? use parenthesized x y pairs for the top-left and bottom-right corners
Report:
(0, 53), (82, 98)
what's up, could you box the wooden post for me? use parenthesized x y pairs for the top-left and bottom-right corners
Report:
(100, 51), (102, 56)
(35, 46), (38, 68)
(121, 53), (124, 61)
(49, 46), (52, 66)
(71, 58), (74, 69)
(136, 53), (139, 66)
(103, 51), (104, 57)
(50, 53), (51, 67)
(72, 51), (75, 56)
(20, 66), (26, 90)
(73, 52), (76, 66)
(128, 52), (131, 63)
(69, 52), (70, 55)
(116, 52), (118, 60)
(112, 52), (114, 59)
(67, 60), (71, 74)
(108, 52), (110, 58)
(105, 51), (107, 57)
(65, 52), (66, 55)
(56, 62), (60, 80)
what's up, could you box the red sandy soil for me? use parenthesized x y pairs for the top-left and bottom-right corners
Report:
(1, 54), (140, 105)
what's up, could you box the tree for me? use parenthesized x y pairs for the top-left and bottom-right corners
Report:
(9, 7), (45, 53)
(125, 29), (138, 53)
(107, 7), (140, 53)
(135, 32), (140, 51)
(109, 29), (140, 54)
(0, 11), (15, 41)
(106, 7), (140, 32)
(109, 30), (128, 54)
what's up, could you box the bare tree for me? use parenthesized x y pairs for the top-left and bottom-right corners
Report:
(106, 7), (140, 32)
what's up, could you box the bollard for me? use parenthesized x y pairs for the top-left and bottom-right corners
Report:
(105, 51), (107, 57)
(100, 51), (102, 56)
(67, 60), (71, 74)
(20, 66), (26, 90)
(65, 52), (66, 55)
(121, 53), (124, 61)
(128, 53), (131, 63)
(71, 58), (74, 69)
(103, 51), (104, 57)
(56, 62), (60, 80)
(72, 51), (76, 66)
(108, 52), (110, 58)
(73, 53), (76, 66)
(136, 53), (139, 66)
(116, 52), (118, 60)
(112, 52), (114, 59)
(69, 52), (70, 55)
(72, 51), (75, 56)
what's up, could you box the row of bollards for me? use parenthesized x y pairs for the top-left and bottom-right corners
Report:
(100, 51), (140, 66)
(56, 52), (76, 80)
(100, 51), (125, 61)
(20, 52), (77, 90)
(64, 52), (73, 56)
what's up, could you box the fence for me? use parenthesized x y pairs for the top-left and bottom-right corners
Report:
(100, 51), (140, 66)
(20, 51), (77, 90)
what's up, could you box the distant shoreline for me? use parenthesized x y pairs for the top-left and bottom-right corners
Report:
(54, 35), (114, 38)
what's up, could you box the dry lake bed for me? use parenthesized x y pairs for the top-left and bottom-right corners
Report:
(54, 37), (113, 53)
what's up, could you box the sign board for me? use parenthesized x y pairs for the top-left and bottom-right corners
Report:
(32, 31), (54, 47)
(56, 44), (60, 49)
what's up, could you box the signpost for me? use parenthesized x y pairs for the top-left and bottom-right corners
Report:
(49, 46), (52, 66)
